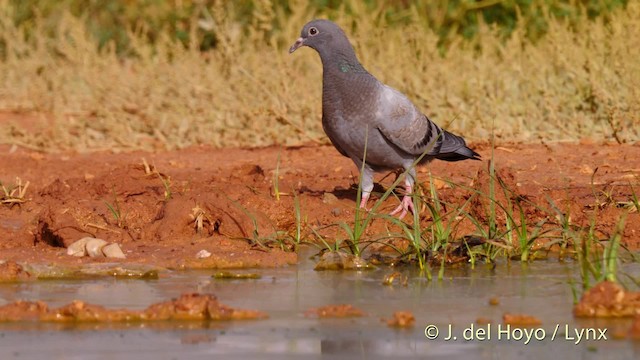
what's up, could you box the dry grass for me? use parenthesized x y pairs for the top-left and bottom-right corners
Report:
(0, 176), (29, 206)
(0, 0), (638, 152)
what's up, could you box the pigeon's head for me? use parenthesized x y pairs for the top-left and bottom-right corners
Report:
(289, 19), (346, 55)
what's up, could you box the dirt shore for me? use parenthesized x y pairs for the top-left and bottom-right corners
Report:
(1, 141), (639, 269)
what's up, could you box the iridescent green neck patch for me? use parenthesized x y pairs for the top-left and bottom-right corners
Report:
(338, 62), (364, 73)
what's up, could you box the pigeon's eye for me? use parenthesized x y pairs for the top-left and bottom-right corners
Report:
(309, 27), (318, 36)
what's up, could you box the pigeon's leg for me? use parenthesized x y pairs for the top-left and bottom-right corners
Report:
(390, 168), (416, 219)
(358, 166), (375, 210)
(351, 159), (375, 210)
(359, 194), (370, 209)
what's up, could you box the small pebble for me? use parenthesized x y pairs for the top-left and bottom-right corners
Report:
(67, 237), (125, 259)
(196, 249), (212, 259)
(67, 237), (92, 257)
(85, 238), (108, 258)
(322, 192), (338, 204)
(102, 243), (126, 259)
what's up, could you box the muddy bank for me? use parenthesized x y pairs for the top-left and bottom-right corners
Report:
(1, 142), (639, 268)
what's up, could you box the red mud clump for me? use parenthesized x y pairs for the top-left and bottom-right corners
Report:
(629, 316), (640, 339)
(0, 293), (267, 322)
(385, 311), (416, 328)
(502, 313), (542, 326)
(0, 261), (32, 281)
(573, 281), (640, 317)
(305, 304), (366, 318)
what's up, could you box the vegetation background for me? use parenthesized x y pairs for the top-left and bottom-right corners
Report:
(0, 0), (637, 151)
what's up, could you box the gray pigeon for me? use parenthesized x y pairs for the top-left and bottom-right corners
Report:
(289, 19), (480, 218)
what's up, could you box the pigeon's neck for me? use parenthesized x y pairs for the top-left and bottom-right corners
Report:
(322, 53), (366, 74)
(317, 40), (367, 75)
(320, 50), (370, 89)
(317, 37), (379, 116)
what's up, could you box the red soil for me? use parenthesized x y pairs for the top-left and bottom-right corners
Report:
(1, 140), (639, 269)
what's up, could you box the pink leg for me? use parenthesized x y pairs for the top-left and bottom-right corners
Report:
(389, 183), (415, 219)
(359, 193), (370, 210)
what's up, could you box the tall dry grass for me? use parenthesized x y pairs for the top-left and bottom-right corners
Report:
(0, 0), (638, 152)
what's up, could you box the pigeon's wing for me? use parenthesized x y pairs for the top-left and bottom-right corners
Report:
(373, 85), (444, 156)
(373, 85), (480, 160)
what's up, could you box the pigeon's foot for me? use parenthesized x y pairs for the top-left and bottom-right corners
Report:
(389, 183), (415, 219)
(389, 195), (415, 219)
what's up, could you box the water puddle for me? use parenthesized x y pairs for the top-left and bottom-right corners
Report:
(1, 251), (639, 359)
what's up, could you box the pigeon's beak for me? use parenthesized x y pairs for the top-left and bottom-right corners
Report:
(289, 37), (304, 54)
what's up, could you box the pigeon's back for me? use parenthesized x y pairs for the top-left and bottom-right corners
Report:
(292, 18), (479, 169)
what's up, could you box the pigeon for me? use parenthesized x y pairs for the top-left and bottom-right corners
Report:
(289, 19), (480, 218)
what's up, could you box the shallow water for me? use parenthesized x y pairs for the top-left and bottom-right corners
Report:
(1, 252), (639, 359)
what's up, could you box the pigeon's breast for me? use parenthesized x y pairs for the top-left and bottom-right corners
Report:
(321, 73), (414, 169)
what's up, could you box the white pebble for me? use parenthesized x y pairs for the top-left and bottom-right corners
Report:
(196, 249), (212, 259)
(85, 238), (108, 258)
(67, 237), (92, 257)
(102, 243), (126, 259)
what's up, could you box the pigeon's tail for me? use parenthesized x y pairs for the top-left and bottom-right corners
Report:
(434, 130), (481, 162)
(435, 147), (481, 162)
